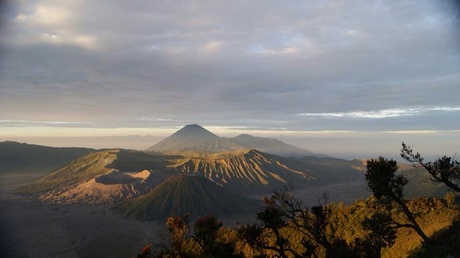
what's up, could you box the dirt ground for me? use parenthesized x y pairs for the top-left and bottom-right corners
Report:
(0, 175), (164, 258)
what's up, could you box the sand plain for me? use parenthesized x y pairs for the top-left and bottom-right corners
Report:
(0, 175), (163, 258)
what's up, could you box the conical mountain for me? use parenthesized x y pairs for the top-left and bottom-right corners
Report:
(145, 124), (245, 152)
(230, 134), (329, 158)
(114, 174), (259, 221)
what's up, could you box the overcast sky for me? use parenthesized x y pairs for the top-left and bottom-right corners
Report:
(0, 0), (459, 159)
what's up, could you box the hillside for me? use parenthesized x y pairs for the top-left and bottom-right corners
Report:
(400, 167), (452, 199)
(230, 134), (328, 158)
(323, 157), (448, 199)
(19, 146), (367, 204)
(0, 141), (93, 175)
(167, 149), (318, 194)
(114, 174), (259, 221)
(19, 149), (176, 204)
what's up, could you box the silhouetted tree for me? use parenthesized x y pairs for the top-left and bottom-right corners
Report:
(401, 142), (460, 192)
(152, 214), (243, 258)
(365, 157), (430, 243)
(192, 215), (243, 258)
(355, 212), (398, 258)
(160, 214), (193, 257)
(238, 186), (366, 257)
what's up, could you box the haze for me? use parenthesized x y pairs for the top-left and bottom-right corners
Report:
(0, 1), (459, 160)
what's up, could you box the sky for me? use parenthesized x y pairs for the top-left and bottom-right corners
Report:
(0, 0), (459, 159)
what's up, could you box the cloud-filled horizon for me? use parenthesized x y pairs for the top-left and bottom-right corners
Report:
(1, 0), (459, 158)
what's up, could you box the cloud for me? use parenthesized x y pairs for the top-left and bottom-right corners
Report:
(7, 0), (99, 49)
(199, 40), (223, 53)
(0, 120), (90, 126)
(297, 107), (460, 119)
(0, 0), (459, 136)
(136, 117), (173, 122)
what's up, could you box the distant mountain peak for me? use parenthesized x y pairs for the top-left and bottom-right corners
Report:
(145, 124), (328, 158)
(145, 124), (244, 152)
(169, 124), (219, 139)
(183, 124), (203, 128)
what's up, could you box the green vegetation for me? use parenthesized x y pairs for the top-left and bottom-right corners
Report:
(365, 156), (430, 242)
(136, 192), (459, 258)
(114, 175), (259, 221)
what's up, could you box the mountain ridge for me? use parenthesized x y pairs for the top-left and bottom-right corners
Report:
(168, 149), (318, 194)
(146, 124), (326, 158)
(229, 134), (329, 158)
(19, 149), (175, 204)
(0, 141), (94, 175)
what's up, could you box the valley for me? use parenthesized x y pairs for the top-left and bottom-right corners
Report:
(1, 124), (449, 257)
(0, 181), (163, 258)
(0, 172), (369, 258)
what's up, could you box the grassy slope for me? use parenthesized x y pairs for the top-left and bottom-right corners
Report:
(19, 149), (179, 194)
(115, 174), (260, 221)
(336, 197), (460, 258)
(19, 150), (119, 194)
(231, 196), (460, 258)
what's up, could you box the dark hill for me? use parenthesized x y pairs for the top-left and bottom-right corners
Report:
(0, 141), (94, 175)
(146, 124), (245, 152)
(114, 174), (259, 221)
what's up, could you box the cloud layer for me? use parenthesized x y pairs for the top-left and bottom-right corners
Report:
(1, 0), (459, 135)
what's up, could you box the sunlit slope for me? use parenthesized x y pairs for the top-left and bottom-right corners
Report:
(19, 149), (176, 204)
(115, 174), (259, 221)
(20, 150), (119, 194)
(167, 149), (317, 193)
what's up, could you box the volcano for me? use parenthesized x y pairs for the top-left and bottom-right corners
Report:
(114, 174), (259, 221)
(145, 124), (245, 152)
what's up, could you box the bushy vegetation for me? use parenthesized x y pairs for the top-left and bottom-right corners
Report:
(135, 143), (460, 257)
(137, 193), (459, 258)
